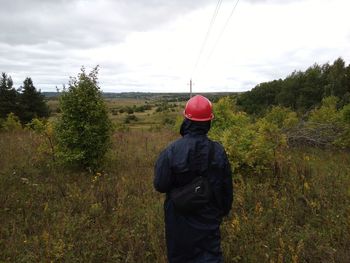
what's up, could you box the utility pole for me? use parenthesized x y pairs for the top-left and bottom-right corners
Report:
(189, 79), (193, 98)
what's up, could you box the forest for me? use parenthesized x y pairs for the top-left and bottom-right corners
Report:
(237, 57), (350, 115)
(0, 58), (350, 262)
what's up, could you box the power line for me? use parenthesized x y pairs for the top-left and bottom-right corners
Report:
(206, 0), (240, 63)
(191, 0), (223, 78)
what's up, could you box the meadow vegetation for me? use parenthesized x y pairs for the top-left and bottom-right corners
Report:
(0, 128), (175, 262)
(211, 97), (350, 262)
(1, 121), (349, 262)
(1, 60), (350, 262)
(1, 94), (350, 262)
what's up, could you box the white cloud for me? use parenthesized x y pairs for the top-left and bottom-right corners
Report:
(0, 0), (349, 92)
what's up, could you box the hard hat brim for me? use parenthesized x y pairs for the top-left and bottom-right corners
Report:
(183, 111), (214, 121)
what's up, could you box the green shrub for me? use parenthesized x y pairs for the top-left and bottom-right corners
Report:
(173, 115), (183, 133)
(124, 114), (138, 123)
(210, 97), (287, 175)
(2, 112), (22, 131)
(55, 66), (113, 170)
(26, 118), (56, 161)
(126, 107), (134, 114)
(341, 103), (350, 124)
(336, 103), (350, 148)
(263, 106), (298, 129)
(308, 96), (342, 124)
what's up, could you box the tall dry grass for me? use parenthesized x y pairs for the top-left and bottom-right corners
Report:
(0, 129), (175, 262)
(1, 129), (349, 262)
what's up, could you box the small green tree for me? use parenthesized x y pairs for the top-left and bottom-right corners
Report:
(55, 66), (113, 170)
(263, 106), (298, 129)
(210, 97), (287, 175)
(308, 96), (342, 124)
(342, 104), (350, 124)
(2, 113), (22, 131)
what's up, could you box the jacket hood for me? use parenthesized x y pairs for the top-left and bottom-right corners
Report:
(180, 118), (211, 136)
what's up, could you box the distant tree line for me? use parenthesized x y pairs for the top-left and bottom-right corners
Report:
(237, 58), (350, 115)
(0, 73), (49, 124)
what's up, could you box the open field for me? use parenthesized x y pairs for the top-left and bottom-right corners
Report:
(1, 127), (349, 262)
(47, 95), (186, 130)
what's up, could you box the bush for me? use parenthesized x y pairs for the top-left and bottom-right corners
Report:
(308, 96), (342, 124)
(341, 103), (350, 124)
(2, 113), (22, 131)
(285, 97), (348, 148)
(111, 108), (119, 115)
(210, 98), (287, 175)
(126, 107), (134, 114)
(263, 106), (298, 129)
(124, 114), (138, 123)
(173, 115), (184, 133)
(26, 118), (56, 161)
(55, 66), (113, 170)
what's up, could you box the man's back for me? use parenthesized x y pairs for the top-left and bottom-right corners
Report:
(154, 95), (233, 263)
(154, 132), (232, 221)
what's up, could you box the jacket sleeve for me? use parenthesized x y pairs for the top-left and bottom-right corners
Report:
(221, 151), (233, 216)
(154, 148), (173, 193)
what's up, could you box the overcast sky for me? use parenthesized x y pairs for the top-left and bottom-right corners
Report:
(1, 0), (350, 93)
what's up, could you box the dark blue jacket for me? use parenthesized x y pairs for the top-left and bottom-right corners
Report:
(154, 119), (233, 263)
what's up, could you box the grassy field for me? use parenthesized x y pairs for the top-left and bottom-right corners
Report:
(48, 96), (185, 130)
(106, 98), (185, 129)
(1, 95), (350, 262)
(0, 129), (176, 262)
(1, 125), (349, 262)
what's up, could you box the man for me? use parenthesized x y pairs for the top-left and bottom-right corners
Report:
(154, 95), (233, 263)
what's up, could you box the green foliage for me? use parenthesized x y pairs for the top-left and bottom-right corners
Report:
(210, 97), (350, 262)
(210, 98), (287, 175)
(155, 102), (177, 113)
(1, 129), (349, 262)
(210, 96), (250, 137)
(55, 66), (113, 170)
(124, 114), (138, 123)
(158, 111), (177, 127)
(223, 149), (350, 263)
(26, 118), (56, 161)
(336, 103), (350, 148)
(341, 103), (350, 123)
(0, 72), (17, 119)
(126, 106), (134, 114)
(18, 77), (49, 123)
(0, 73), (50, 124)
(134, 104), (151, 112)
(263, 106), (298, 129)
(27, 117), (47, 133)
(304, 96), (348, 147)
(237, 80), (282, 114)
(173, 115), (184, 133)
(213, 95), (350, 172)
(2, 113), (22, 131)
(308, 96), (342, 124)
(237, 58), (350, 115)
(0, 130), (175, 262)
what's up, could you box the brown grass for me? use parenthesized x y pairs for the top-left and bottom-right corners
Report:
(0, 129), (349, 262)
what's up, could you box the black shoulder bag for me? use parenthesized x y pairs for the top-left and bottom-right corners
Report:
(170, 141), (214, 214)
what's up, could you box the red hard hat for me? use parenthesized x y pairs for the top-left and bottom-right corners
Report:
(183, 95), (214, 121)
